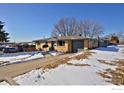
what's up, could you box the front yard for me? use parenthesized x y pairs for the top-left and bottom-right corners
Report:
(0, 45), (124, 85)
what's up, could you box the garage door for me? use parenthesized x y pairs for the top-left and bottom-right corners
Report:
(72, 40), (84, 52)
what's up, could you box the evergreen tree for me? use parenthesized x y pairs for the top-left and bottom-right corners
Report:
(0, 21), (9, 42)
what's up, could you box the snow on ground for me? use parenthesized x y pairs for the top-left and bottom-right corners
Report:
(0, 81), (9, 85)
(94, 45), (119, 52)
(68, 59), (117, 71)
(90, 45), (124, 61)
(10, 45), (124, 85)
(0, 51), (44, 66)
(68, 45), (124, 70)
(24, 53), (44, 61)
(49, 51), (63, 56)
(69, 51), (84, 58)
(14, 64), (110, 85)
(0, 50), (63, 67)
(14, 69), (45, 85)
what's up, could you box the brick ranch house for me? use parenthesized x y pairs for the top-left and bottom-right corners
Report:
(33, 36), (99, 53)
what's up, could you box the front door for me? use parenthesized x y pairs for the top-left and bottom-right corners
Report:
(51, 41), (55, 50)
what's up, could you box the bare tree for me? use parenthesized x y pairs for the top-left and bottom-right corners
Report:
(79, 19), (103, 38)
(114, 31), (124, 39)
(51, 18), (104, 38)
(79, 20), (90, 38)
(106, 31), (124, 39)
(51, 18), (79, 37)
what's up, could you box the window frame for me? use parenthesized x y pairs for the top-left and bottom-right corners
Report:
(57, 40), (65, 46)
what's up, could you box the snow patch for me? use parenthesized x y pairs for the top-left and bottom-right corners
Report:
(0, 81), (10, 85)
(49, 51), (63, 56)
(14, 64), (111, 85)
(69, 51), (84, 58)
(0, 51), (44, 66)
(25, 53), (44, 61)
(94, 45), (119, 52)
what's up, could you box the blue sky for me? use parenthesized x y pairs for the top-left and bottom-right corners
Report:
(0, 3), (124, 42)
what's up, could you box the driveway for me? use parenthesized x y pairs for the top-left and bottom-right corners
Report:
(0, 54), (71, 85)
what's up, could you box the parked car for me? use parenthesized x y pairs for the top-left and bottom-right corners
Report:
(0, 47), (5, 51)
(3, 47), (17, 53)
(17, 46), (24, 52)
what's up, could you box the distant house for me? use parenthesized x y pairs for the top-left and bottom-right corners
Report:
(0, 42), (16, 48)
(119, 39), (124, 45)
(34, 36), (99, 53)
(33, 38), (51, 51)
(0, 42), (18, 53)
(0, 42), (36, 53)
(109, 36), (119, 45)
(99, 38), (109, 47)
(18, 42), (36, 51)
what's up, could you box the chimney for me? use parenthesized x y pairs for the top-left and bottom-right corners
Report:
(59, 34), (62, 37)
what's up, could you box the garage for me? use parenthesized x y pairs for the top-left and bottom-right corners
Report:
(72, 40), (84, 52)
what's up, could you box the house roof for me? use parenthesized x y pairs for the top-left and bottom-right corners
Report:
(17, 42), (35, 45)
(33, 38), (51, 42)
(48, 36), (90, 41)
(58, 36), (85, 40)
(33, 36), (98, 42)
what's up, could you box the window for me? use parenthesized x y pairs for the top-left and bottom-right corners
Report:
(57, 40), (65, 46)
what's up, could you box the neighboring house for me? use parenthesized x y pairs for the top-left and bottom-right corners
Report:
(33, 38), (51, 51)
(34, 36), (99, 53)
(18, 42), (36, 51)
(119, 39), (124, 45)
(99, 38), (109, 47)
(0, 42), (18, 53)
(0, 42), (17, 48)
(109, 36), (119, 45)
(0, 42), (36, 53)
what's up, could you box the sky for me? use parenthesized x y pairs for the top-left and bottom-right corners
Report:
(0, 3), (124, 42)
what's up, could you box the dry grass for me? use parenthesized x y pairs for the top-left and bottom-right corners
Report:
(98, 71), (112, 79)
(43, 51), (93, 69)
(98, 60), (116, 66)
(73, 51), (94, 60)
(98, 60), (124, 85)
(67, 63), (90, 67)
(110, 68), (124, 85)
(116, 60), (124, 66)
(44, 54), (52, 58)
(43, 57), (70, 69)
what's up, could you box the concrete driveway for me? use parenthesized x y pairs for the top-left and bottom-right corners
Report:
(0, 54), (71, 85)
